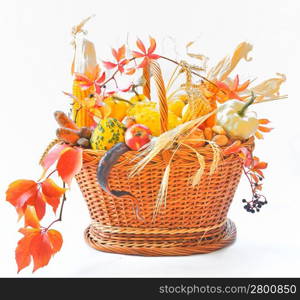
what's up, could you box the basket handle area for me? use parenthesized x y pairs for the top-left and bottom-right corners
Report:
(148, 60), (168, 134)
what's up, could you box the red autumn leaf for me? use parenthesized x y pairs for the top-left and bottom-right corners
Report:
(239, 147), (252, 167)
(95, 72), (106, 84)
(24, 206), (40, 228)
(103, 45), (128, 73)
(40, 143), (69, 172)
(223, 140), (242, 155)
(6, 180), (39, 215)
(114, 45), (126, 61)
(6, 180), (47, 221)
(148, 36), (157, 54)
(132, 37), (160, 68)
(41, 178), (66, 197)
(102, 61), (117, 70)
(30, 231), (53, 272)
(148, 53), (160, 60)
(47, 229), (63, 254)
(34, 191), (46, 220)
(136, 39), (147, 53)
(104, 90), (116, 96)
(75, 70), (106, 95)
(15, 228), (38, 273)
(255, 169), (264, 178)
(41, 178), (66, 213)
(74, 73), (90, 83)
(57, 147), (83, 186)
(250, 173), (259, 183)
(16, 228), (63, 273)
(131, 50), (145, 58)
(119, 84), (133, 93)
(258, 126), (273, 133)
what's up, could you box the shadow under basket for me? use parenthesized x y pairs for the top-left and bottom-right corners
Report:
(75, 138), (254, 256)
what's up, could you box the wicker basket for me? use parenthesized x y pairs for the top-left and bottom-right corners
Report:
(74, 61), (254, 256)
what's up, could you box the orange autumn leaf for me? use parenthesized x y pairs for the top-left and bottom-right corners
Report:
(24, 206), (40, 228)
(57, 147), (83, 186)
(6, 180), (41, 217)
(250, 173), (259, 183)
(6, 180), (46, 221)
(103, 45), (128, 73)
(255, 131), (264, 139)
(102, 61), (117, 69)
(132, 37), (160, 68)
(254, 161), (268, 170)
(215, 75), (249, 103)
(15, 227), (39, 273)
(41, 178), (66, 213)
(223, 140), (242, 155)
(16, 228), (63, 273)
(125, 67), (136, 75)
(40, 143), (69, 172)
(47, 229), (63, 254)
(30, 232), (53, 272)
(113, 44), (126, 61)
(258, 118), (271, 125)
(255, 169), (264, 178)
(6, 180), (37, 208)
(258, 126), (273, 133)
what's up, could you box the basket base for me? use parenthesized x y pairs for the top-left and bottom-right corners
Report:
(84, 219), (237, 256)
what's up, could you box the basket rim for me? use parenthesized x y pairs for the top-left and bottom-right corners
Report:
(81, 136), (254, 167)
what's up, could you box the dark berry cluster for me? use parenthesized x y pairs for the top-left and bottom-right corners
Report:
(242, 195), (267, 213)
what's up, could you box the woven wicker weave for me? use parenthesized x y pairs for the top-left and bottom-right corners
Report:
(76, 136), (253, 255)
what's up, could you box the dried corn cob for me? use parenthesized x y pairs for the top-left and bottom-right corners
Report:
(182, 95), (211, 122)
(72, 80), (95, 128)
(71, 18), (98, 128)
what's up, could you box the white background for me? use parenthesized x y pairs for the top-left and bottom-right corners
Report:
(0, 0), (299, 277)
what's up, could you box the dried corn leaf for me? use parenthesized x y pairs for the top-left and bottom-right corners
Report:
(71, 15), (95, 36)
(208, 42), (253, 81)
(254, 94), (288, 104)
(220, 42), (253, 81)
(72, 37), (98, 79)
(251, 73), (286, 97)
(186, 41), (208, 71)
(207, 56), (230, 80)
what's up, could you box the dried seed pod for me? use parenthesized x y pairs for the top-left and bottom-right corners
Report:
(79, 126), (93, 139)
(56, 128), (81, 144)
(212, 134), (229, 146)
(212, 125), (226, 135)
(77, 137), (91, 148)
(204, 127), (213, 140)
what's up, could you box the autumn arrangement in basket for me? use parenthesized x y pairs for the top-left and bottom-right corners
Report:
(5, 17), (287, 272)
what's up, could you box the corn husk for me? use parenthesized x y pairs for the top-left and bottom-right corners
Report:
(207, 42), (253, 81)
(186, 41), (209, 71)
(71, 16), (98, 79)
(252, 73), (286, 98)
